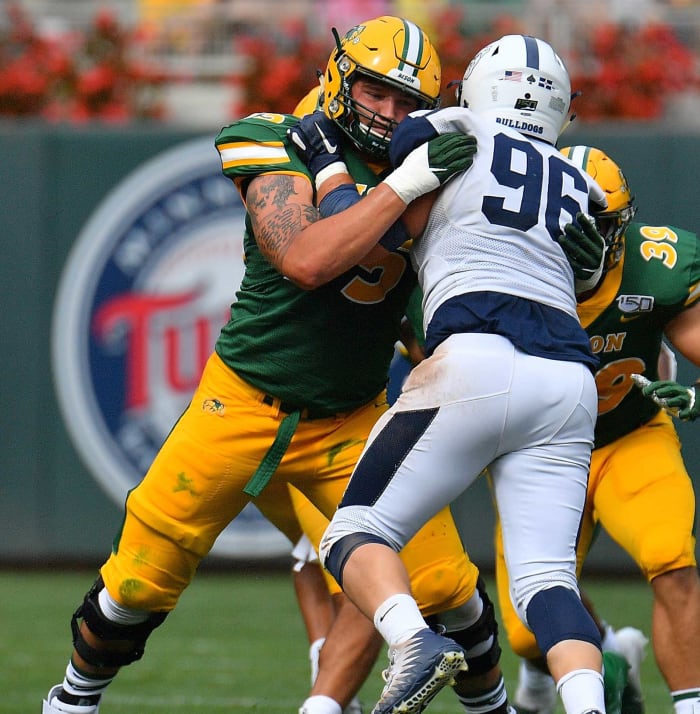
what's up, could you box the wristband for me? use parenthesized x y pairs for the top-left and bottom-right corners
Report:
(319, 183), (408, 251)
(378, 221), (410, 251)
(319, 183), (361, 218)
(314, 161), (349, 191)
(574, 262), (604, 294)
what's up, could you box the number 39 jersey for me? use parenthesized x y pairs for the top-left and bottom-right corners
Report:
(578, 221), (700, 447)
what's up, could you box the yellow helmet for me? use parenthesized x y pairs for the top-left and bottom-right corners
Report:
(560, 145), (636, 268)
(293, 83), (324, 118)
(322, 16), (441, 159)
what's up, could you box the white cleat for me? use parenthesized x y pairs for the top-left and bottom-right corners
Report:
(42, 685), (100, 714)
(615, 627), (648, 697)
(372, 628), (467, 714)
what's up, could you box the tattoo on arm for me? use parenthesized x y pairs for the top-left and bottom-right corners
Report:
(248, 175), (320, 265)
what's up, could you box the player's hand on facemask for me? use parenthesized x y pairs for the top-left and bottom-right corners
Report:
(557, 212), (607, 294)
(287, 110), (347, 187)
(389, 108), (479, 167)
(389, 115), (439, 168)
(383, 132), (477, 204)
(632, 375), (700, 421)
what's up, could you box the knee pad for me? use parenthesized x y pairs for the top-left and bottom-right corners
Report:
(71, 576), (168, 668)
(323, 532), (393, 588)
(525, 585), (601, 656)
(427, 578), (502, 675)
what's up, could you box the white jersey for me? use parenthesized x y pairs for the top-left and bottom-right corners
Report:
(410, 106), (606, 330)
(322, 43), (606, 714)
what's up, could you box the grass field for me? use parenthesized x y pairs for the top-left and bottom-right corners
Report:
(1, 568), (671, 713)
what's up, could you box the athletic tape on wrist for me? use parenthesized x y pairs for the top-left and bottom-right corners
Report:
(314, 162), (349, 190)
(382, 169), (420, 205)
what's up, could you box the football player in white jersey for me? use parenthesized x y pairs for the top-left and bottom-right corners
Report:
(289, 34), (610, 714)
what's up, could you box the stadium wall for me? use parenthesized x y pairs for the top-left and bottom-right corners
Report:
(1, 122), (698, 573)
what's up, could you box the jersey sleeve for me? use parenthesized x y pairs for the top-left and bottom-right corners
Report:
(654, 224), (700, 310)
(624, 223), (700, 314)
(215, 113), (312, 189)
(679, 227), (700, 309)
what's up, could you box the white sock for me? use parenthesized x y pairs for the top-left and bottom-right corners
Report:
(309, 637), (325, 685)
(556, 668), (604, 714)
(55, 661), (114, 704)
(299, 694), (342, 714)
(672, 688), (700, 713)
(457, 673), (508, 712)
(373, 593), (426, 647)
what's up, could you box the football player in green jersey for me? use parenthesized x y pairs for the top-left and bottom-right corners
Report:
(42, 16), (513, 714)
(496, 146), (700, 714)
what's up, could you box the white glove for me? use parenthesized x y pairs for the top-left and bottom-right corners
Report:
(383, 132), (477, 204)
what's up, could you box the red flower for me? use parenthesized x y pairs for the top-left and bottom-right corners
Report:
(0, 2), (697, 124)
(0, 2), (166, 121)
(77, 65), (117, 98)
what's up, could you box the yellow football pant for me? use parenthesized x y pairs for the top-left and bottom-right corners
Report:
(289, 484), (479, 616)
(495, 409), (697, 658)
(102, 351), (479, 615)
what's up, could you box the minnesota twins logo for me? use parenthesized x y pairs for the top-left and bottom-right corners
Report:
(51, 137), (290, 559)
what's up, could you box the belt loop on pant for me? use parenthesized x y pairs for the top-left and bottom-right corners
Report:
(243, 409), (301, 498)
(261, 392), (346, 420)
(262, 394), (352, 421)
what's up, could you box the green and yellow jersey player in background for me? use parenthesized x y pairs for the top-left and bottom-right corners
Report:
(495, 146), (700, 714)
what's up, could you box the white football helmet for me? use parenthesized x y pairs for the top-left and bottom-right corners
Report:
(457, 34), (571, 145)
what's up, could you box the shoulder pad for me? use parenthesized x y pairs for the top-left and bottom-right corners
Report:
(215, 113), (309, 180)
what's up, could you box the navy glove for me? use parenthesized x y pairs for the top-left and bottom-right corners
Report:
(556, 212), (606, 294)
(287, 110), (346, 187)
(389, 115), (438, 168)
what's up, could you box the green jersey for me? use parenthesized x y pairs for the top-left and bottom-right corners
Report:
(214, 113), (416, 415)
(579, 221), (700, 447)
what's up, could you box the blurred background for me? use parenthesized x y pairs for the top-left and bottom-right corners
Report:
(2, 0), (700, 572)
(4, 0), (700, 126)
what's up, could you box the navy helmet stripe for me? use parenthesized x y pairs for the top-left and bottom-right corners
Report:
(523, 35), (540, 69)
